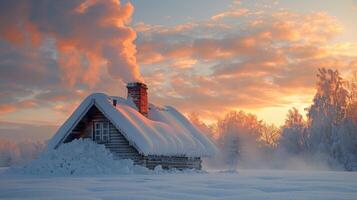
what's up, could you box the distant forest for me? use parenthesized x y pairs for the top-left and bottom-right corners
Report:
(190, 68), (357, 171)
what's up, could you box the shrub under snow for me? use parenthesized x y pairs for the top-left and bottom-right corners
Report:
(9, 139), (150, 176)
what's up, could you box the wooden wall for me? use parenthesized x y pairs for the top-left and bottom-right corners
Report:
(144, 156), (201, 170)
(62, 105), (202, 170)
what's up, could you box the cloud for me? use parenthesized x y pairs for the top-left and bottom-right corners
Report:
(135, 3), (355, 123)
(0, 0), (356, 127)
(211, 8), (249, 20)
(352, 1), (357, 11)
(0, 0), (142, 116)
(211, 0), (249, 21)
(0, 100), (37, 113)
(137, 11), (343, 66)
(0, 0), (142, 84)
(0, 121), (56, 142)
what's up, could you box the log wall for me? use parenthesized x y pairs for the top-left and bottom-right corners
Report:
(62, 105), (202, 170)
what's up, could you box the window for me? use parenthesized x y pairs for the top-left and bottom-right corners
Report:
(93, 122), (110, 142)
(94, 123), (101, 141)
(102, 122), (109, 141)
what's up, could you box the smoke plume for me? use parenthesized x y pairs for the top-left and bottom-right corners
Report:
(0, 0), (143, 85)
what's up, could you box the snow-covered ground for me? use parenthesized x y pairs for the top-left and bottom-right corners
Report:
(1, 169), (356, 200)
(1, 140), (356, 200)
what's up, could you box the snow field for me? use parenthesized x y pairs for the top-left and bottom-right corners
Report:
(1, 139), (357, 200)
(1, 169), (356, 200)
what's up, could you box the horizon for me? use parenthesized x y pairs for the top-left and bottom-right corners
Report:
(0, 0), (356, 142)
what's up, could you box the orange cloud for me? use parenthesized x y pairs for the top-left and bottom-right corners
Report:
(0, 100), (38, 114)
(137, 10), (343, 66)
(0, 0), (144, 119)
(211, 8), (249, 20)
(0, 0), (356, 127)
(0, 104), (16, 113)
(135, 7), (356, 124)
(0, 0), (142, 86)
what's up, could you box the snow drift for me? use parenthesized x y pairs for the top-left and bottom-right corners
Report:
(8, 139), (203, 176)
(10, 139), (150, 176)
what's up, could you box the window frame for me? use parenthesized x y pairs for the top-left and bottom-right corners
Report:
(102, 122), (109, 142)
(93, 121), (110, 143)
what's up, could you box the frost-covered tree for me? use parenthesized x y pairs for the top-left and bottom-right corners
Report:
(0, 139), (44, 167)
(279, 108), (307, 154)
(188, 112), (215, 140)
(260, 124), (280, 148)
(330, 72), (357, 170)
(303, 68), (357, 170)
(216, 111), (265, 167)
(345, 72), (357, 124)
(306, 68), (350, 153)
(0, 139), (20, 167)
(196, 69), (357, 171)
(331, 120), (357, 171)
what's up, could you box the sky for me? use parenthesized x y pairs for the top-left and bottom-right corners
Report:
(0, 0), (356, 142)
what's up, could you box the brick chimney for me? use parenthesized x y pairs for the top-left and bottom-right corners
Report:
(127, 82), (148, 117)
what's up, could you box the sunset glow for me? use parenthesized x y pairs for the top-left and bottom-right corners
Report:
(0, 0), (356, 141)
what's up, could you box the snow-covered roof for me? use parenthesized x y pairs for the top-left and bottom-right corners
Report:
(48, 93), (216, 157)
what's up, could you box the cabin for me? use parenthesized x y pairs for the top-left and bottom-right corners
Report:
(48, 82), (216, 170)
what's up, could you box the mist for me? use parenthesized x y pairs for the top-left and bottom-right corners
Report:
(0, 138), (44, 167)
(196, 69), (357, 172)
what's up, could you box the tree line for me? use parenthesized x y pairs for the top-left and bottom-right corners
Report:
(190, 69), (357, 171)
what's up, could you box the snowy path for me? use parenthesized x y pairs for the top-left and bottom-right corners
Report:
(1, 169), (357, 200)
